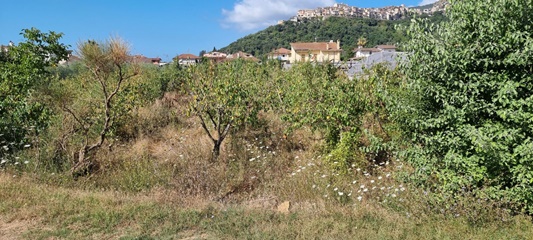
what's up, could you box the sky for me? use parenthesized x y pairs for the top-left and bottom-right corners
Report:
(1, 0), (437, 62)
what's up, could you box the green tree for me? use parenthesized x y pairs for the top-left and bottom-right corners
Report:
(357, 36), (367, 47)
(279, 63), (399, 172)
(186, 60), (266, 160)
(0, 28), (68, 160)
(398, 0), (533, 213)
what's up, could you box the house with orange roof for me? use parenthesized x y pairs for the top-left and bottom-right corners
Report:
(268, 48), (291, 62)
(131, 55), (162, 65)
(203, 51), (227, 63)
(289, 40), (342, 64)
(176, 53), (201, 66)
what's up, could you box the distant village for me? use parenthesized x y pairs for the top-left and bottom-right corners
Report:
(279, 1), (447, 23)
(1, 1), (447, 78)
(2, 39), (402, 79)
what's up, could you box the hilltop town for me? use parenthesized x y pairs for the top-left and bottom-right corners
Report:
(280, 1), (447, 23)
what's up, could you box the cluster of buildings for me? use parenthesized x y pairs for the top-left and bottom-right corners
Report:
(176, 39), (397, 67)
(279, 1), (447, 24)
(174, 51), (259, 66)
(267, 40), (404, 78)
(294, 3), (409, 21)
(409, 0), (448, 15)
(268, 40), (397, 64)
(4, 38), (401, 79)
(171, 40), (401, 80)
(173, 51), (260, 66)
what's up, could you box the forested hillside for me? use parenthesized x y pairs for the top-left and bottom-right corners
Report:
(219, 12), (447, 60)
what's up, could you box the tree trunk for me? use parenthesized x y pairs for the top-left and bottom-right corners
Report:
(212, 139), (222, 161)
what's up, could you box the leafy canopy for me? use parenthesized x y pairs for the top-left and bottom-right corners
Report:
(0, 28), (68, 159)
(398, 0), (533, 213)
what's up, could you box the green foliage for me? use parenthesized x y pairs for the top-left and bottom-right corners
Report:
(219, 14), (447, 60)
(280, 63), (401, 173)
(186, 60), (274, 158)
(0, 28), (69, 161)
(398, 0), (533, 213)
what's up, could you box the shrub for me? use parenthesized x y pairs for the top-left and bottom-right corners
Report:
(398, 0), (533, 213)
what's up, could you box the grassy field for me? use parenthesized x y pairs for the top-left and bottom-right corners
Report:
(1, 101), (532, 239)
(2, 170), (532, 239)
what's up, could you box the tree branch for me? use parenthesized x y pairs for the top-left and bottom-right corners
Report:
(194, 106), (216, 143)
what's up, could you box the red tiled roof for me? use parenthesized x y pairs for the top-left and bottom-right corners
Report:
(131, 55), (161, 64)
(177, 53), (200, 59)
(271, 47), (291, 54)
(290, 42), (342, 52)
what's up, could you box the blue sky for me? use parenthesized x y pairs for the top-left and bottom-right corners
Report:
(1, 0), (436, 61)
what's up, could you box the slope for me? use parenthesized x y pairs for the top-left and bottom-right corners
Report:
(219, 12), (446, 60)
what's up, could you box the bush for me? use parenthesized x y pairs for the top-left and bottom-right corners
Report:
(398, 0), (533, 213)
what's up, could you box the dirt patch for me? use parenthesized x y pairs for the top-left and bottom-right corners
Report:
(0, 218), (38, 240)
(178, 230), (210, 240)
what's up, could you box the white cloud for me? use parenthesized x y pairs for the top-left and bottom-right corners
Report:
(222, 0), (335, 31)
(418, 0), (438, 6)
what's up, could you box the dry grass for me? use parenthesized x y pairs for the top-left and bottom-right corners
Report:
(1, 174), (532, 239)
(2, 94), (532, 239)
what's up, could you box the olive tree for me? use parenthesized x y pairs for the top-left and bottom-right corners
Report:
(398, 0), (533, 212)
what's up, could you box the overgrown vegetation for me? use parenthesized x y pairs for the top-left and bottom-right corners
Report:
(397, 0), (533, 214)
(0, 28), (69, 161)
(1, 0), (532, 238)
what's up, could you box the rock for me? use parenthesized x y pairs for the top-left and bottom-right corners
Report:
(277, 201), (291, 214)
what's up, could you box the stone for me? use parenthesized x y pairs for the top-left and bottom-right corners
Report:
(277, 201), (291, 214)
